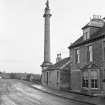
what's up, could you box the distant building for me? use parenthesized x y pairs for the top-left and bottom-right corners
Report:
(68, 15), (105, 95)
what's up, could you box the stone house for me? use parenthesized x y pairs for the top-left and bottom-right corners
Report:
(41, 57), (70, 90)
(68, 15), (105, 95)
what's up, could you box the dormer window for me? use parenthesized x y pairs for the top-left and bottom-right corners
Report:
(83, 28), (90, 40)
(82, 15), (104, 41)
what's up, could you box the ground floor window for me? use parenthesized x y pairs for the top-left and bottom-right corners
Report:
(82, 70), (98, 89)
(90, 70), (98, 89)
(82, 72), (88, 88)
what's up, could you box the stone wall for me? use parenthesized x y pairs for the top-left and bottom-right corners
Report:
(71, 70), (81, 91)
(60, 70), (70, 89)
(48, 70), (60, 89)
(70, 38), (105, 92)
(42, 69), (70, 90)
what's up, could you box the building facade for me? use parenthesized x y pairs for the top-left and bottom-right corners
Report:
(42, 57), (71, 90)
(69, 15), (105, 95)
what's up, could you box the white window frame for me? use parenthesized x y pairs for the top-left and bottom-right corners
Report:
(83, 28), (90, 40)
(82, 71), (89, 89)
(87, 45), (93, 62)
(75, 48), (80, 63)
(90, 70), (98, 89)
(89, 45), (93, 62)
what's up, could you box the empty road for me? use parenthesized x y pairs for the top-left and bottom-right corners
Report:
(0, 79), (92, 105)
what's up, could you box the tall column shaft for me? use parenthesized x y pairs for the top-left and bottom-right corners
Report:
(44, 15), (51, 63)
(41, 0), (52, 68)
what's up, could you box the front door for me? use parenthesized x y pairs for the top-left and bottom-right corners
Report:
(46, 72), (48, 85)
(57, 71), (59, 88)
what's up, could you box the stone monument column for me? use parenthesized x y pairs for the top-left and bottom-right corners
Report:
(41, 0), (52, 69)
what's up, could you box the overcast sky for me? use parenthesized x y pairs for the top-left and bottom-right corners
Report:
(0, 0), (104, 74)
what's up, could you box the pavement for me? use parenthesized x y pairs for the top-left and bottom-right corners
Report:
(31, 84), (105, 105)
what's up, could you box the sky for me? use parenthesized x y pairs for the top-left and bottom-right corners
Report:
(0, 0), (104, 74)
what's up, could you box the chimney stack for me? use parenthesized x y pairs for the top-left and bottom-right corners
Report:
(56, 53), (62, 63)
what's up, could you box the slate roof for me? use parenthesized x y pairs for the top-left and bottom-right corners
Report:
(80, 63), (100, 70)
(45, 57), (70, 71)
(82, 24), (101, 30)
(69, 24), (105, 49)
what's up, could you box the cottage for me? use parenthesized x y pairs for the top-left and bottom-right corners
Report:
(68, 15), (105, 95)
(42, 57), (70, 90)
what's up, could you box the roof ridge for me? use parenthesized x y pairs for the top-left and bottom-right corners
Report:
(60, 60), (70, 69)
(45, 57), (70, 71)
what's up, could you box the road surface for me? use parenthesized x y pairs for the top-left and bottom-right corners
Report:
(0, 79), (92, 105)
